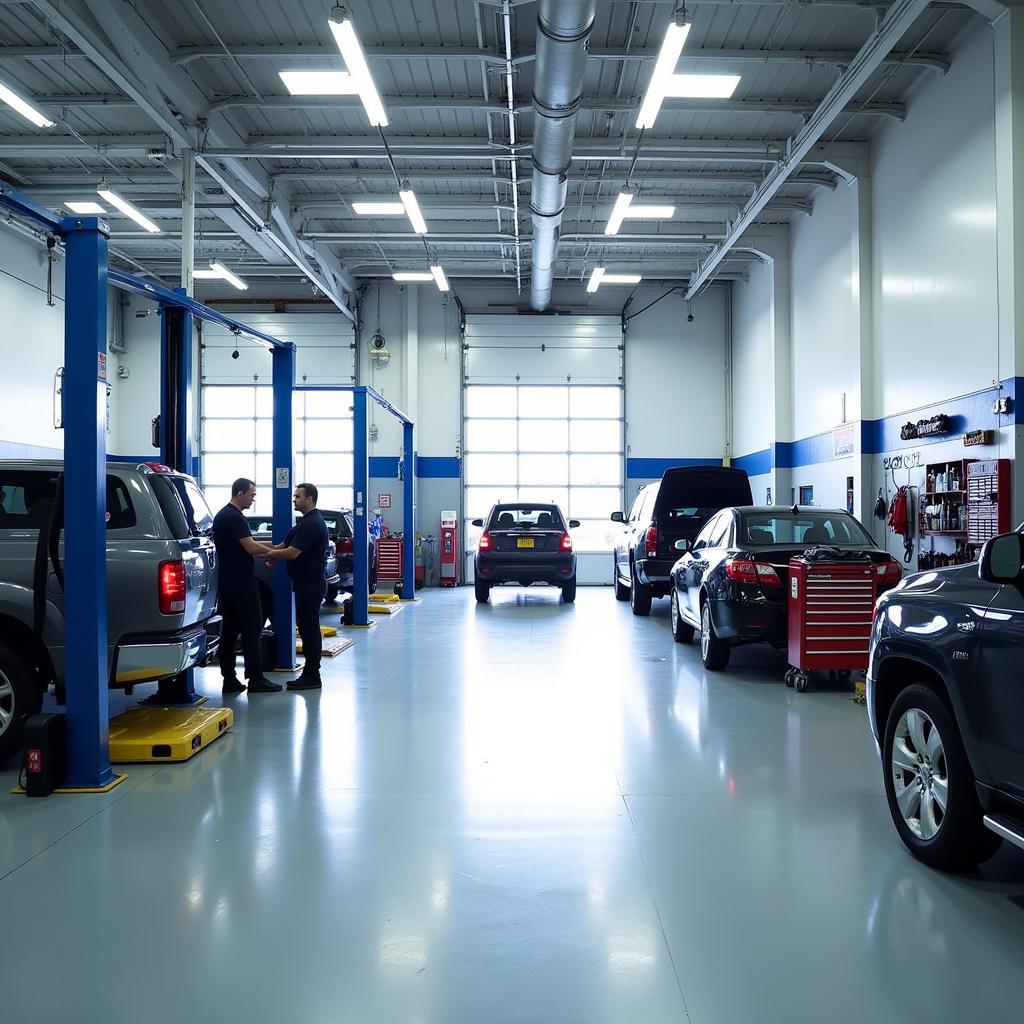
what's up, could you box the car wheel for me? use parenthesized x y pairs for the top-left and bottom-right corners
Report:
(0, 639), (43, 764)
(883, 684), (1000, 870)
(562, 579), (577, 604)
(670, 591), (694, 644)
(630, 566), (652, 617)
(700, 601), (731, 671)
(614, 558), (629, 601)
(325, 584), (340, 604)
(474, 579), (490, 604)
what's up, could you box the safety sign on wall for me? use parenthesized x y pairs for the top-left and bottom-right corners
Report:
(378, 493), (392, 509)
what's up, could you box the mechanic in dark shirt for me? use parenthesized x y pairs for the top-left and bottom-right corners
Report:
(269, 482), (329, 690)
(212, 478), (283, 694)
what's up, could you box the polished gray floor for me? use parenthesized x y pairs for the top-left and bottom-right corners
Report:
(2, 587), (1023, 1023)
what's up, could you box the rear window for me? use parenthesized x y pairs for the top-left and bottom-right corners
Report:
(0, 470), (134, 530)
(320, 512), (353, 539)
(655, 469), (752, 516)
(741, 511), (875, 547)
(150, 475), (214, 539)
(488, 505), (564, 530)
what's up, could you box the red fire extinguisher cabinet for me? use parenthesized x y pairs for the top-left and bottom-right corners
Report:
(786, 556), (877, 692)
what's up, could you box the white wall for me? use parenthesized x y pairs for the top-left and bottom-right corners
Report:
(0, 226), (66, 456)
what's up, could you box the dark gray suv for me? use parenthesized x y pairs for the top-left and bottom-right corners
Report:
(0, 460), (220, 762)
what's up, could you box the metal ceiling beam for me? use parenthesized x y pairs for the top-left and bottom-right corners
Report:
(199, 93), (904, 120)
(164, 43), (949, 73)
(26, 0), (357, 321)
(0, 134), (168, 156)
(686, 0), (931, 299)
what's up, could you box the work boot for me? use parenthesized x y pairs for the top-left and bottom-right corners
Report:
(222, 677), (246, 695)
(288, 674), (322, 691)
(248, 676), (283, 693)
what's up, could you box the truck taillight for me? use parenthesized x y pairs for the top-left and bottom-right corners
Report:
(878, 559), (902, 586)
(478, 531), (492, 551)
(158, 560), (186, 614)
(560, 532), (573, 551)
(725, 558), (781, 586)
(645, 523), (658, 558)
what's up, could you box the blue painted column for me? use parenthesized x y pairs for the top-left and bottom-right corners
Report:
(402, 420), (416, 600)
(60, 216), (115, 789)
(352, 388), (370, 626)
(272, 345), (296, 670)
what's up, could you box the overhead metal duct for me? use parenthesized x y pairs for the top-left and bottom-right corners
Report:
(529, 0), (597, 311)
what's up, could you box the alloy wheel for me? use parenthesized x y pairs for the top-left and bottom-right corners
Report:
(0, 671), (13, 736)
(701, 605), (710, 661)
(892, 708), (948, 840)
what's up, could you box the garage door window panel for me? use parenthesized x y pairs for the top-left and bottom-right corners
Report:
(519, 386), (568, 418)
(519, 487), (569, 510)
(519, 419), (568, 452)
(466, 386), (516, 418)
(466, 453), (517, 486)
(519, 453), (569, 486)
(467, 420), (517, 452)
(570, 454), (620, 487)
(570, 387), (620, 418)
(569, 420), (619, 453)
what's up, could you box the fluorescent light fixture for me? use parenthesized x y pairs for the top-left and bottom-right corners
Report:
(66, 201), (106, 215)
(393, 272), (433, 282)
(279, 70), (354, 95)
(430, 265), (450, 292)
(0, 78), (54, 128)
(210, 262), (248, 291)
(587, 267), (640, 292)
(605, 192), (634, 236)
(352, 201), (406, 215)
(98, 189), (160, 233)
(664, 74), (741, 99)
(605, 191), (675, 235)
(399, 187), (428, 235)
(636, 19), (691, 129)
(328, 5), (388, 126)
(192, 269), (221, 279)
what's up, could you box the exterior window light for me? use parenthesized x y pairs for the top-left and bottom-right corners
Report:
(97, 185), (160, 234)
(604, 192), (675, 235)
(328, 5), (388, 127)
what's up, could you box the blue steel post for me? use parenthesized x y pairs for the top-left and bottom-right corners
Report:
(402, 420), (416, 600)
(61, 216), (116, 789)
(272, 346), (296, 669)
(352, 388), (370, 625)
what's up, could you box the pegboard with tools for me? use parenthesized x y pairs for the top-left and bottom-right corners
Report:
(967, 459), (1011, 550)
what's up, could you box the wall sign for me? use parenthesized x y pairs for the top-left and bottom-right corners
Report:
(379, 493), (392, 509)
(900, 413), (951, 440)
(964, 430), (993, 447)
(275, 468), (289, 489)
(832, 423), (856, 459)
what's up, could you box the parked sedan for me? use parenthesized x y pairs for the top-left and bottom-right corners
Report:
(318, 509), (379, 600)
(472, 503), (580, 604)
(671, 506), (902, 670)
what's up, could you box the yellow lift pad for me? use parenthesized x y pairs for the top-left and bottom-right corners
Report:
(369, 593), (401, 604)
(108, 706), (233, 764)
(369, 602), (404, 616)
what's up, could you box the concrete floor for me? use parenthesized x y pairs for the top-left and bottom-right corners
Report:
(2, 587), (1023, 1023)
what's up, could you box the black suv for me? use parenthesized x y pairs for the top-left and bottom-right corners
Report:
(611, 466), (752, 616)
(869, 530), (1024, 870)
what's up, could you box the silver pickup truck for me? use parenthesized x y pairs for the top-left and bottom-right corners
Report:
(0, 460), (220, 762)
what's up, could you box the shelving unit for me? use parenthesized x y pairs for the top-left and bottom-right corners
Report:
(918, 459), (975, 571)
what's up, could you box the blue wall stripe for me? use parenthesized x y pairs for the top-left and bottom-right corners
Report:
(416, 456), (461, 479)
(732, 449), (772, 477)
(369, 456), (400, 478)
(626, 457), (723, 478)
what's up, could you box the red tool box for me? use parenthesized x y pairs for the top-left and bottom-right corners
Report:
(786, 555), (878, 693)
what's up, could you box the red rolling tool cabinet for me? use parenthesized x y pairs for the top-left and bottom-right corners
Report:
(786, 555), (878, 693)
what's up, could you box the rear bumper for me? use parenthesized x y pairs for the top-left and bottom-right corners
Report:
(635, 557), (674, 591)
(710, 595), (787, 644)
(113, 620), (217, 685)
(476, 552), (576, 585)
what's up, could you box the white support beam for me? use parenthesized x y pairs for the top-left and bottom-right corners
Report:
(685, 0), (931, 300)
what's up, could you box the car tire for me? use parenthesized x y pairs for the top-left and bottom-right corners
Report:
(700, 601), (731, 671)
(562, 580), (577, 604)
(0, 639), (43, 764)
(325, 584), (340, 604)
(630, 566), (652, 617)
(670, 590), (694, 644)
(614, 558), (629, 601)
(474, 579), (490, 604)
(882, 684), (1001, 870)
(369, 547), (379, 594)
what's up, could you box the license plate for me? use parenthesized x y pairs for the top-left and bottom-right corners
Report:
(517, 538), (535, 549)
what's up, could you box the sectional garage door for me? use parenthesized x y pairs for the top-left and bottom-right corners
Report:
(462, 315), (624, 585)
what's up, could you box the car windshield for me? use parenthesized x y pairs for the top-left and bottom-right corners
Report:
(741, 511), (875, 547)
(488, 505), (564, 530)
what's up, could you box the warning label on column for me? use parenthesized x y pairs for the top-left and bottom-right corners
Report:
(97, 352), (107, 381)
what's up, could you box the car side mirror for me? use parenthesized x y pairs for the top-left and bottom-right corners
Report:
(674, 538), (692, 553)
(471, 518), (484, 527)
(980, 532), (1024, 584)
(568, 519), (580, 529)
(610, 511), (625, 523)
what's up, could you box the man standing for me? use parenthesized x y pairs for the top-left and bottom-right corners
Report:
(270, 483), (329, 691)
(212, 478), (283, 695)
